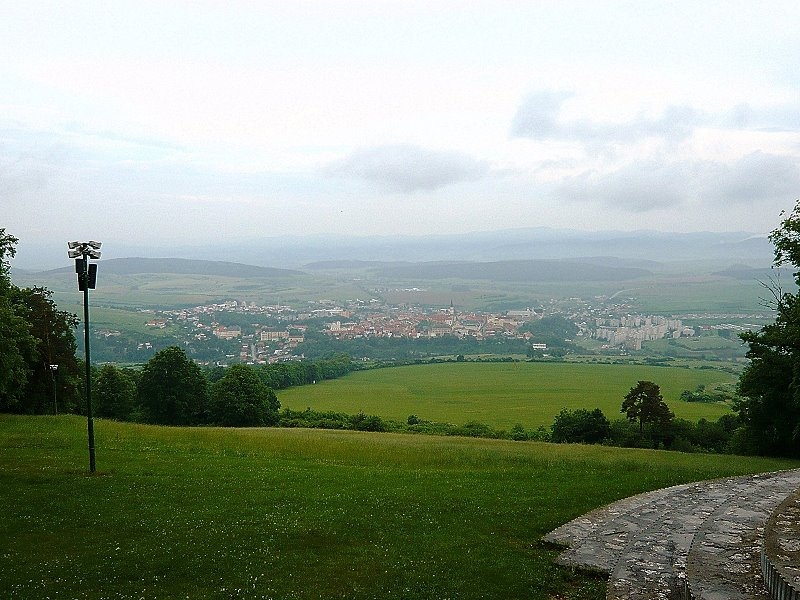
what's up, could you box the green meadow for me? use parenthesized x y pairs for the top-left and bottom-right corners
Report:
(278, 362), (736, 429)
(2, 415), (797, 600)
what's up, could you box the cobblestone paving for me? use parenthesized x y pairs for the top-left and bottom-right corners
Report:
(543, 469), (800, 600)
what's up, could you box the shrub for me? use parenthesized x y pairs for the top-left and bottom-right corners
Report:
(350, 411), (388, 432)
(510, 423), (528, 441)
(450, 421), (496, 438)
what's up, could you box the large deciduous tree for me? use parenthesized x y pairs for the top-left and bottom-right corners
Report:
(209, 364), (280, 426)
(7, 286), (80, 414)
(0, 229), (34, 410)
(138, 346), (208, 425)
(736, 201), (800, 457)
(0, 229), (80, 414)
(621, 380), (674, 434)
(95, 364), (138, 421)
(0, 301), (36, 411)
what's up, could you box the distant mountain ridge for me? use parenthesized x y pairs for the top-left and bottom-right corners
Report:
(32, 256), (656, 283)
(12, 227), (775, 271)
(173, 228), (774, 268)
(371, 259), (653, 282)
(14, 252), (784, 288)
(41, 257), (303, 278)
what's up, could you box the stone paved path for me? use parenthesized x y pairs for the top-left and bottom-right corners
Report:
(543, 469), (800, 599)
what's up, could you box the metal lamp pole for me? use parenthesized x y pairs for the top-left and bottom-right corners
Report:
(68, 241), (101, 473)
(49, 364), (59, 415)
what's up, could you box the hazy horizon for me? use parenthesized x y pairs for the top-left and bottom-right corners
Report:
(3, 2), (799, 267)
(8, 226), (775, 272)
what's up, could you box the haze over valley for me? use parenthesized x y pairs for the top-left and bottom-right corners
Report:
(11, 226), (776, 272)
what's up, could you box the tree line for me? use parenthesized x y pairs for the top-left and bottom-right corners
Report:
(0, 230), (82, 415)
(91, 348), (356, 426)
(547, 381), (741, 454)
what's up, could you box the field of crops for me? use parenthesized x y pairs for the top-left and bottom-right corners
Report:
(2, 415), (797, 600)
(278, 362), (736, 429)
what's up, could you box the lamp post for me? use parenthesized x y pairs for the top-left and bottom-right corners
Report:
(49, 364), (59, 415)
(68, 241), (101, 473)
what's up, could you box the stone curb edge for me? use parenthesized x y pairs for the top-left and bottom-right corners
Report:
(761, 550), (800, 600)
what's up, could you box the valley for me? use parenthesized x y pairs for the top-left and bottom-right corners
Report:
(12, 249), (778, 367)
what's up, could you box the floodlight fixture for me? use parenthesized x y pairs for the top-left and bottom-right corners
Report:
(67, 241), (102, 259)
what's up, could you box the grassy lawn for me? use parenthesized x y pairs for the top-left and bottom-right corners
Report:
(278, 362), (736, 429)
(3, 415), (795, 600)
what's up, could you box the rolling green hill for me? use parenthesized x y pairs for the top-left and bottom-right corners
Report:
(278, 362), (736, 429)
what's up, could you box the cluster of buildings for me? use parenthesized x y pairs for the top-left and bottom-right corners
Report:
(130, 296), (749, 362)
(142, 300), (306, 364)
(236, 327), (308, 363)
(136, 299), (547, 361)
(322, 302), (540, 341)
(593, 315), (695, 350)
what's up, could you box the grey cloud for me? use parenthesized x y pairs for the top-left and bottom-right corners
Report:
(704, 151), (800, 204)
(0, 133), (79, 200)
(509, 91), (574, 138)
(511, 91), (700, 144)
(326, 144), (490, 193)
(571, 105), (700, 144)
(512, 91), (800, 146)
(729, 103), (758, 129)
(556, 161), (689, 211)
(0, 125), (180, 201)
(635, 105), (699, 142)
(554, 152), (800, 212)
(0, 152), (54, 196)
(726, 103), (800, 132)
(559, 106), (700, 145)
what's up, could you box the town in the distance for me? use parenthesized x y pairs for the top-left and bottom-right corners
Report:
(92, 292), (765, 366)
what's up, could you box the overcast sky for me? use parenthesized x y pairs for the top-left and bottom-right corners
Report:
(2, 1), (799, 266)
